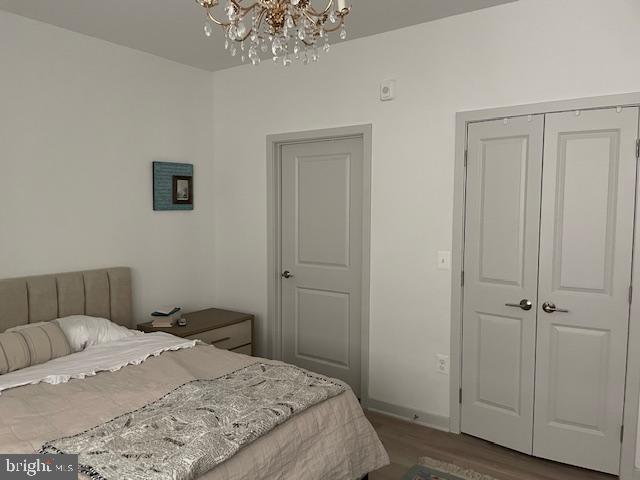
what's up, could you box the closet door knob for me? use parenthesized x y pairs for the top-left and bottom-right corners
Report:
(542, 302), (569, 314)
(281, 270), (294, 279)
(505, 299), (532, 311)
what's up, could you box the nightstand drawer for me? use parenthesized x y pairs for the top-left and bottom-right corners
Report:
(231, 344), (252, 355)
(187, 319), (251, 350)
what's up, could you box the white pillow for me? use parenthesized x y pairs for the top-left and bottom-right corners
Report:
(53, 315), (142, 352)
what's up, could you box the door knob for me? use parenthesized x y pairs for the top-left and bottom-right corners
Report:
(505, 299), (532, 311)
(281, 270), (294, 279)
(542, 302), (569, 314)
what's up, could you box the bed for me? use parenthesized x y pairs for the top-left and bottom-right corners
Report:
(0, 267), (388, 479)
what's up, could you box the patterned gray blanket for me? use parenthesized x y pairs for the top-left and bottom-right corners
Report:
(41, 363), (346, 480)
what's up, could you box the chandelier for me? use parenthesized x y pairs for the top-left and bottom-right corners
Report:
(196, 0), (351, 66)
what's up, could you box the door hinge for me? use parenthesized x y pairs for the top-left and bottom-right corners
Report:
(459, 388), (462, 404)
(621, 425), (625, 443)
(464, 149), (468, 167)
(629, 285), (633, 304)
(461, 270), (465, 287)
(636, 138), (639, 160)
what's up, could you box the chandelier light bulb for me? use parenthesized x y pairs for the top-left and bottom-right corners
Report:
(196, 0), (351, 66)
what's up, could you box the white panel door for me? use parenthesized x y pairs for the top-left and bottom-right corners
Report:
(534, 108), (638, 474)
(281, 137), (363, 396)
(461, 115), (544, 454)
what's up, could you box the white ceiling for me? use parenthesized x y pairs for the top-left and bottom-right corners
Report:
(0, 0), (516, 71)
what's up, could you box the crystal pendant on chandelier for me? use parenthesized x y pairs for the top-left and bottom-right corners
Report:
(271, 37), (284, 56)
(204, 21), (213, 37)
(236, 21), (247, 38)
(197, 0), (351, 66)
(228, 23), (237, 40)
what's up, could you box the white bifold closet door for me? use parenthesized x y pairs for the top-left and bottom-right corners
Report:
(461, 115), (544, 455)
(533, 108), (638, 474)
(461, 107), (639, 474)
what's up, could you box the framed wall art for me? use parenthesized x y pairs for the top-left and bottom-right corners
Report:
(153, 162), (194, 211)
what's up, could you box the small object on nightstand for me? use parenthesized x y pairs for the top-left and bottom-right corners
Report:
(138, 308), (254, 356)
(151, 315), (178, 328)
(150, 306), (182, 328)
(151, 306), (181, 317)
(177, 318), (188, 327)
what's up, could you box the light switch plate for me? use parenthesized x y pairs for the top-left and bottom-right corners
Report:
(437, 251), (451, 270)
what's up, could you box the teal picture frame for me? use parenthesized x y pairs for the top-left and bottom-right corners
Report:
(153, 162), (194, 211)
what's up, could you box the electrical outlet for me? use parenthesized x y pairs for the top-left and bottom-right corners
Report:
(436, 354), (450, 375)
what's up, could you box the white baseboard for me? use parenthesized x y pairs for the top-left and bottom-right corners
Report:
(364, 397), (450, 432)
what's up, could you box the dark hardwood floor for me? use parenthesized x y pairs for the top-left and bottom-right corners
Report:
(365, 410), (617, 480)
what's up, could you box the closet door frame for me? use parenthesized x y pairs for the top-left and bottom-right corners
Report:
(450, 92), (640, 480)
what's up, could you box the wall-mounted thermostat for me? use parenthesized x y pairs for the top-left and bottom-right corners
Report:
(380, 79), (396, 101)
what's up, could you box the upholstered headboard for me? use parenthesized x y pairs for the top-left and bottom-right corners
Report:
(0, 267), (133, 332)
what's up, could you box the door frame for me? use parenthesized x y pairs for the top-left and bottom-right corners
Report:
(266, 124), (373, 404)
(450, 92), (640, 479)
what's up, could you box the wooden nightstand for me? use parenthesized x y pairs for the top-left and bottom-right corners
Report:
(138, 308), (254, 355)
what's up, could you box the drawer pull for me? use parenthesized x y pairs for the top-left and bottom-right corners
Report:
(210, 336), (231, 345)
